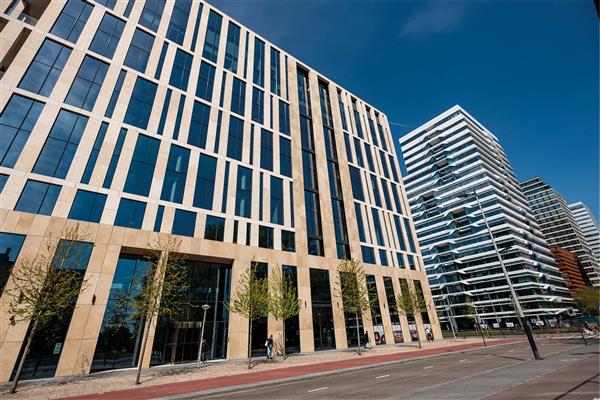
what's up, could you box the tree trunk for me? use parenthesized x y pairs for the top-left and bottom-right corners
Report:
(10, 320), (37, 393)
(135, 318), (151, 384)
(247, 318), (252, 369)
(355, 312), (362, 355)
(282, 321), (286, 360)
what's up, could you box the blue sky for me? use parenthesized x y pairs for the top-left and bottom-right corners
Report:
(209, 0), (599, 219)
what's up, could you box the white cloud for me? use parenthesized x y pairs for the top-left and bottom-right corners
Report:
(401, 2), (469, 37)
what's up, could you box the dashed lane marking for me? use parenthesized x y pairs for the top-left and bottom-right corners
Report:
(424, 366), (435, 369)
(375, 375), (390, 379)
(307, 387), (329, 393)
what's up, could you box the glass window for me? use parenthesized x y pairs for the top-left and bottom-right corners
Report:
(188, 101), (210, 149)
(279, 100), (290, 134)
(370, 174), (382, 207)
(95, 0), (116, 9)
(50, 0), (93, 43)
(123, 134), (160, 196)
(124, 0), (134, 17)
(105, 69), (126, 118)
(391, 184), (403, 214)
(89, 13), (124, 58)
(0, 94), (44, 168)
(403, 218), (416, 253)
(270, 176), (283, 225)
(155, 42), (168, 79)
(309, 268), (335, 351)
(169, 49), (193, 91)
(365, 145), (375, 172)
(124, 28), (154, 73)
(349, 166), (364, 201)
(379, 150), (390, 179)
(407, 255), (416, 271)
(193, 154), (217, 210)
(361, 246), (375, 264)
(338, 91), (348, 131)
(0, 174), (8, 192)
(304, 190), (324, 256)
(354, 138), (364, 167)
(114, 198), (146, 229)
(251, 87), (264, 123)
(33, 109), (88, 179)
(354, 203), (367, 242)
(270, 47), (280, 95)
(279, 136), (292, 178)
(68, 189), (106, 222)
(196, 61), (215, 101)
(226, 116), (244, 161)
(139, 0), (165, 32)
(172, 209), (196, 237)
(260, 129), (273, 171)
(0, 232), (26, 295)
(204, 215), (225, 241)
(15, 180), (61, 216)
(224, 22), (240, 72)
(154, 205), (164, 232)
(231, 77), (246, 116)
(202, 10), (222, 62)
(393, 215), (406, 251)
(281, 230), (295, 252)
(253, 38), (264, 86)
(166, 0), (192, 45)
(124, 77), (157, 130)
(371, 208), (385, 246)
(65, 55), (109, 111)
(396, 253), (406, 269)
(190, 3), (203, 51)
(235, 166), (252, 218)
(103, 128), (127, 188)
(352, 99), (363, 138)
(343, 133), (352, 163)
(157, 89), (172, 135)
(19, 39), (72, 97)
(160, 145), (190, 204)
(258, 226), (273, 249)
(379, 249), (388, 266)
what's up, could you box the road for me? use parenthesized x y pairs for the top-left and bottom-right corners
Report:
(182, 336), (599, 400)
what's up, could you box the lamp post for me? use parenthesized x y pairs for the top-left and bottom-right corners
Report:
(458, 191), (542, 360)
(443, 286), (457, 341)
(197, 304), (211, 367)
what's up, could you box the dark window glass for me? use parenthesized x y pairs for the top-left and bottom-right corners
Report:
(205, 215), (225, 241)
(279, 136), (292, 178)
(166, 0), (192, 45)
(124, 77), (157, 130)
(338, 92), (348, 131)
(370, 174), (382, 207)
(105, 69), (125, 118)
(231, 77), (246, 116)
(379, 150), (390, 179)
(103, 128), (127, 188)
(278, 100), (290, 134)
(354, 203), (366, 242)
(270, 176), (283, 225)
(365, 145), (375, 172)
(124, 0), (134, 16)
(354, 138), (364, 167)
(196, 61), (215, 101)
(193, 154), (217, 210)
(172, 94), (185, 140)
(281, 230), (295, 252)
(155, 42), (168, 79)
(95, 0), (116, 9)
(352, 99), (363, 138)
(343, 133), (352, 163)
(253, 38), (264, 86)
(50, 0), (93, 43)
(89, 13), (124, 58)
(190, 3), (203, 51)
(391, 184), (403, 214)
(68, 189), (106, 222)
(139, 0), (165, 32)
(407, 255), (416, 271)
(349, 166), (364, 201)
(258, 226), (273, 249)
(235, 166), (252, 218)
(403, 218), (416, 253)
(361, 246), (375, 264)
(304, 190), (323, 256)
(309, 268), (335, 350)
(371, 208), (385, 246)
(389, 154), (399, 183)
(251, 87), (264, 123)
(0, 175), (8, 192)
(226, 116), (244, 161)
(270, 47), (280, 95)
(224, 22), (240, 72)
(172, 209), (196, 237)
(188, 101), (210, 149)
(114, 198), (146, 229)
(0, 232), (26, 295)
(19, 39), (72, 97)
(160, 145), (190, 204)
(123, 134), (160, 196)
(154, 205), (164, 232)
(381, 178), (392, 211)
(394, 215), (407, 251)
(124, 28), (154, 73)
(0, 94), (44, 168)
(396, 253), (406, 269)
(66, 55), (109, 111)
(260, 129), (273, 171)
(15, 180), (61, 216)
(169, 48), (193, 91)
(33, 109), (88, 179)
(379, 249), (388, 266)
(202, 10), (222, 62)
(157, 89), (172, 135)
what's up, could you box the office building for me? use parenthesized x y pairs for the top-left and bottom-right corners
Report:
(569, 202), (600, 266)
(0, 0), (439, 381)
(521, 178), (600, 286)
(400, 105), (573, 330)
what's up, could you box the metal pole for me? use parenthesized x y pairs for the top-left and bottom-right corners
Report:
(197, 305), (210, 367)
(444, 287), (457, 341)
(471, 192), (541, 359)
(473, 303), (487, 346)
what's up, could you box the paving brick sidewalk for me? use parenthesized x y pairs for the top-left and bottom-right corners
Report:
(51, 338), (518, 400)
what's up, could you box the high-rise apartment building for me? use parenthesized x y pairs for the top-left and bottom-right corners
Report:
(569, 202), (600, 265)
(400, 105), (573, 330)
(521, 178), (600, 286)
(549, 246), (589, 292)
(0, 0), (439, 382)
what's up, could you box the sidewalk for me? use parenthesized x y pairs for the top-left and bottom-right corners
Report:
(4, 338), (519, 400)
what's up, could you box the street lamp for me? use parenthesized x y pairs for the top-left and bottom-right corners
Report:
(197, 304), (211, 367)
(442, 286), (457, 341)
(457, 191), (542, 360)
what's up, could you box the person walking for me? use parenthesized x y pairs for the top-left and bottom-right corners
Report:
(425, 327), (434, 342)
(200, 339), (209, 364)
(364, 331), (373, 349)
(265, 334), (274, 359)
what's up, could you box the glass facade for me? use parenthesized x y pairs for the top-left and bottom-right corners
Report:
(310, 268), (335, 351)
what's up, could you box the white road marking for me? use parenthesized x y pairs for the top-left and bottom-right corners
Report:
(508, 350), (514, 352)
(424, 365), (435, 369)
(458, 359), (468, 362)
(307, 387), (329, 393)
(375, 374), (390, 379)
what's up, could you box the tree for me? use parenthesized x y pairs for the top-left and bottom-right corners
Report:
(573, 287), (600, 316)
(226, 262), (269, 369)
(7, 225), (90, 393)
(335, 259), (373, 355)
(395, 284), (427, 349)
(268, 267), (301, 359)
(131, 236), (189, 385)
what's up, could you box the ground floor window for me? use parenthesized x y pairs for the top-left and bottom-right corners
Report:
(310, 268), (336, 351)
(283, 265), (300, 354)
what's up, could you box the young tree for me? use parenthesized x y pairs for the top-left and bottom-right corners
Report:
(573, 287), (600, 316)
(226, 262), (269, 369)
(7, 225), (91, 393)
(335, 259), (373, 355)
(269, 267), (301, 359)
(131, 236), (189, 385)
(395, 284), (427, 349)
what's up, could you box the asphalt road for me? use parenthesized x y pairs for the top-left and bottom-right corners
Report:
(185, 336), (599, 400)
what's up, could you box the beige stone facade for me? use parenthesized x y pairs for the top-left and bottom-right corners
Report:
(0, 0), (440, 382)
